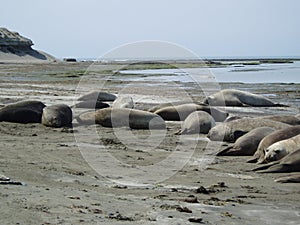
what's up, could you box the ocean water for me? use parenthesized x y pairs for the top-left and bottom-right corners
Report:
(119, 61), (300, 83)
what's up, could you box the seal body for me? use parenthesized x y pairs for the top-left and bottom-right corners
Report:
(204, 89), (282, 107)
(248, 125), (300, 163)
(42, 104), (73, 128)
(77, 108), (165, 129)
(154, 103), (228, 122)
(275, 174), (300, 183)
(207, 118), (290, 143)
(0, 100), (46, 123)
(112, 96), (134, 109)
(259, 115), (300, 125)
(73, 101), (109, 109)
(78, 91), (116, 102)
(216, 127), (275, 156)
(177, 111), (216, 134)
(264, 134), (300, 162)
(253, 149), (300, 173)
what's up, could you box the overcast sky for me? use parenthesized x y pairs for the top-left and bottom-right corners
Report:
(2, 0), (300, 59)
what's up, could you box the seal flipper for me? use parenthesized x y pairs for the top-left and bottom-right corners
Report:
(252, 161), (279, 172)
(216, 146), (235, 156)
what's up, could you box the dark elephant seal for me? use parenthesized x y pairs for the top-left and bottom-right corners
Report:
(77, 108), (165, 129)
(112, 96), (134, 109)
(0, 100), (46, 123)
(154, 103), (228, 122)
(42, 104), (73, 128)
(253, 149), (300, 173)
(216, 127), (275, 156)
(259, 115), (300, 125)
(207, 118), (290, 143)
(176, 111), (216, 135)
(263, 134), (300, 163)
(73, 101), (109, 109)
(78, 91), (117, 102)
(204, 89), (285, 107)
(274, 174), (300, 183)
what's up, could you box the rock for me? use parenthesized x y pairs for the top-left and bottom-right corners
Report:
(0, 27), (56, 62)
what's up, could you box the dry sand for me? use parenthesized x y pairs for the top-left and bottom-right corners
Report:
(0, 62), (300, 224)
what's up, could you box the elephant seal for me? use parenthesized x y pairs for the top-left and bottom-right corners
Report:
(112, 96), (134, 109)
(176, 111), (216, 135)
(154, 103), (228, 122)
(216, 127), (275, 156)
(263, 134), (300, 163)
(78, 91), (117, 102)
(253, 149), (300, 173)
(148, 101), (205, 113)
(207, 118), (290, 143)
(259, 115), (300, 125)
(204, 89), (285, 107)
(274, 174), (300, 183)
(0, 100), (46, 123)
(42, 104), (73, 128)
(248, 125), (300, 163)
(77, 108), (165, 129)
(73, 101), (109, 109)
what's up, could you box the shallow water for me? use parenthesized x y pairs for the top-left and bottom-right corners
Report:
(119, 61), (300, 83)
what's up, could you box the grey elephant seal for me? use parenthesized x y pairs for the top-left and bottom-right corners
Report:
(248, 125), (300, 163)
(112, 96), (134, 109)
(263, 134), (300, 163)
(207, 118), (290, 143)
(148, 101), (205, 113)
(176, 111), (216, 135)
(154, 103), (228, 122)
(259, 115), (300, 125)
(274, 174), (300, 183)
(217, 127), (275, 156)
(78, 91), (117, 102)
(73, 101), (109, 109)
(253, 149), (300, 173)
(42, 104), (73, 128)
(204, 89), (285, 107)
(0, 100), (46, 123)
(77, 108), (165, 129)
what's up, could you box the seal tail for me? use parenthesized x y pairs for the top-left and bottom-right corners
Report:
(274, 103), (289, 107)
(216, 146), (233, 156)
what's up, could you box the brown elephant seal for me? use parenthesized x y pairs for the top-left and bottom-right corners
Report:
(253, 149), (300, 173)
(259, 115), (300, 125)
(77, 108), (165, 129)
(248, 125), (300, 163)
(73, 101), (109, 109)
(112, 96), (134, 109)
(204, 89), (285, 107)
(0, 100), (46, 123)
(42, 104), (73, 128)
(263, 134), (300, 163)
(154, 103), (228, 122)
(274, 174), (300, 183)
(216, 127), (275, 156)
(78, 91), (117, 102)
(207, 118), (290, 143)
(176, 111), (216, 135)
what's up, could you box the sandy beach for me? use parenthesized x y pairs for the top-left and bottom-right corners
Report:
(1, 61), (300, 225)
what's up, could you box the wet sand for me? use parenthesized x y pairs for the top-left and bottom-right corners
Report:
(0, 62), (300, 224)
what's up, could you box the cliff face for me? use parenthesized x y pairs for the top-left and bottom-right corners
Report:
(0, 28), (56, 62)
